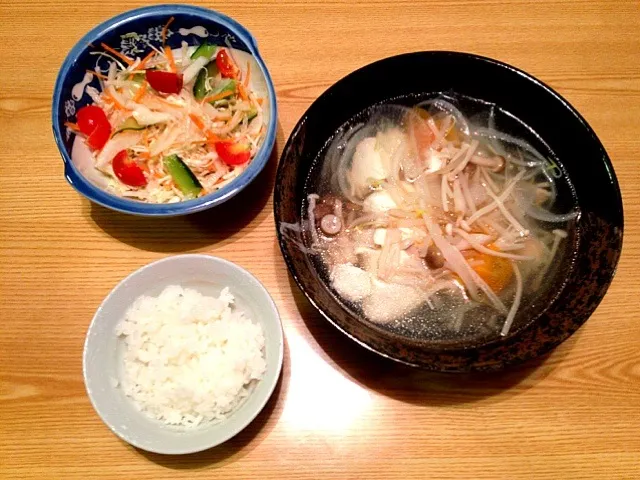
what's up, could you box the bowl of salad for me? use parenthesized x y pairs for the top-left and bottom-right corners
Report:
(52, 4), (277, 216)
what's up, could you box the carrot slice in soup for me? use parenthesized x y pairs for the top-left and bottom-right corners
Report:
(468, 251), (513, 293)
(408, 108), (435, 153)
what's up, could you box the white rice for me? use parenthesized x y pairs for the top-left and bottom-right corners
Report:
(115, 285), (266, 428)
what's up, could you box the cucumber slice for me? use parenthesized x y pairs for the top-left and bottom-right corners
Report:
(131, 73), (145, 84)
(207, 79), (236, 103)
(247, 108), (258, 121)
(163, 155), (203, 199)
(112, 117), (145, 136)
(193, 69), (208, 100)
(193, 62), (221, 100)
(190, 42), (217, 61)
(206, 61), (220, 79)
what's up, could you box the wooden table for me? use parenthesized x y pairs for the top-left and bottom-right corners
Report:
(1, 1), (639, 478)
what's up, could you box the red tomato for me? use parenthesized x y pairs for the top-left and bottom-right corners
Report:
(215, 141), (251, 166)
(77, 105), (110, 136)
(215, 49), (237, 78)
(145, 70), (183, 94)
(86, 120), (111, 150)
(112, 150), (147, 187)
(76, 105), (111, 150)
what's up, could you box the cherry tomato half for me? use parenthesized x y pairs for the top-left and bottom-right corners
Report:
(76, 105), (111, 150)
(76, 105), (110, 136)
(215, 49), (238, 78)
(86, 121), (111, 150)
(145, 70), (183, 95)
(112, 150), (147, 187)
(214, 141), (251, 166)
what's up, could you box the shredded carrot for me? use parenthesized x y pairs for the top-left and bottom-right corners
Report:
(165, 46), (177, 73)
(206, 136), (222, 148)
(100, 42), (134, 66)
(109, 98), (128, 111)
(103, 90), (127, 111)
(142, 129), (150, 149)
(256, 97), (264, 106)
(64, 121), (81, 132)
(244, 61), (251, 88)
(237, 83), (248, 101)
(137, 50), (156, 70)
(161, 17), (174, 46)
(133, 82), (148, 102)
(202, 90), (235, 104)
(189, 113), (221, 144)
(138, 159), (151, 173)
(87, 69), (109, 81)
(189, 113), (208, 132)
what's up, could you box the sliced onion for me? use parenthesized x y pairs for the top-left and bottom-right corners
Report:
(523, 202), (579, 223)
(500, 261), (522, 336)
(514, 190), (579, 223)
(182, 56), (209, 85)
(473, 127), (547, 165)
(180, 41), (191, 69)
(416, 98), (470, 135)
(323, 122), (377, 204)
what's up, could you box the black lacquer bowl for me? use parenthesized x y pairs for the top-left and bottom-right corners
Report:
(274, 52), (623, 371)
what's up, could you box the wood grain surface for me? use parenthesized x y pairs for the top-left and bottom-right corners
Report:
(1, 0), (639, 478)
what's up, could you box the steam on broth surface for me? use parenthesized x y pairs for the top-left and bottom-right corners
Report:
(303, 95), (579, 340)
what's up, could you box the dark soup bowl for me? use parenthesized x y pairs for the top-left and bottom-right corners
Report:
(274, 51), (623, 372)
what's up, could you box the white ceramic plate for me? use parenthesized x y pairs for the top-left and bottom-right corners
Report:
(83, 254), (284, 454)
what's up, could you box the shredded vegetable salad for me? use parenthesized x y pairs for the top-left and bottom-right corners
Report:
(66, 18), (265, 203)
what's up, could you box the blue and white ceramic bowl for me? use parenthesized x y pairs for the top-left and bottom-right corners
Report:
(52, 4), (277, 216)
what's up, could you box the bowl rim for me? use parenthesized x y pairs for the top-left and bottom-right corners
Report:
(82, 254), (284, 454)
(274, 50), (624, 370)
(52, 4), (277, 217)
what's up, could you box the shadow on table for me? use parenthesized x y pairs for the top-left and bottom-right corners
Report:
(276, 249), (577, 406)
(137, 334), (290, 470)
(87, 123), (284, 253)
